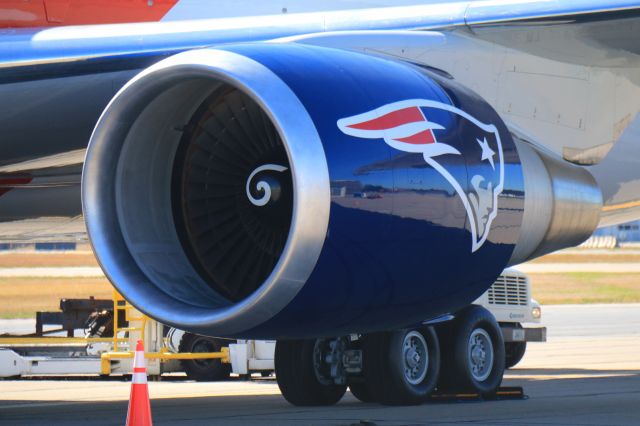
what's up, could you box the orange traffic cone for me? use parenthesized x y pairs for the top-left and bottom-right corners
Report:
(126, 340), (153, 426)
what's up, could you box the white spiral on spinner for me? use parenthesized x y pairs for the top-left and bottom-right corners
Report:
(246, 164), (288, 207)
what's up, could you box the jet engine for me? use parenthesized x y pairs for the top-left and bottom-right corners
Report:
(82, 44), (601, 338)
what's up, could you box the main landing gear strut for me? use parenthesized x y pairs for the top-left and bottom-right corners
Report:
(275, 305), (506, 406)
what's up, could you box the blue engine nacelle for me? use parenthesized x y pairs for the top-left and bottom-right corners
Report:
(84, 43), (527, 338)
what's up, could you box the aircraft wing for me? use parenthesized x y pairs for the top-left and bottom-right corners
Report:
(2, 0), (639, 67)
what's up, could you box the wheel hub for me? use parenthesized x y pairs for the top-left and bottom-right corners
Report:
(468, 328), (494, 382)
(402, 331), (429, 385)
(313, 338), (349, 386)
(405, 348), (421, 368)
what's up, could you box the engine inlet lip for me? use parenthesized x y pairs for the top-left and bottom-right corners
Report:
(82, 48), (331, 335)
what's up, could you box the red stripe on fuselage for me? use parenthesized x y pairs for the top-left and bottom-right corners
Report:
(0, 0), (179, 28)
(347, 107), (424, 131)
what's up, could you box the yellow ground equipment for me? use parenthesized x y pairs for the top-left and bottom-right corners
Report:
(0, 290), (229, 379)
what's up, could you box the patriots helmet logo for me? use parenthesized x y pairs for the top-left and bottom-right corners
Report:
(337, 99), (504, 252)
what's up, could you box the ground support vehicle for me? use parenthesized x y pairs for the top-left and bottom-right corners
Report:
(474, 268), (546, 368)
(0, 291), (229, 379)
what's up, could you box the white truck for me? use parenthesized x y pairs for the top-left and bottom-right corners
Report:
(473, 267), (545, 368)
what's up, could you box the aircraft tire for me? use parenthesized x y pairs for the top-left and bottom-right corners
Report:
(348, 381), (376, 403)
(179, 333), (231, 382)
(275, 339), (347, 406)
(438, 305), (505, 398)
(362, 327), (440, 405)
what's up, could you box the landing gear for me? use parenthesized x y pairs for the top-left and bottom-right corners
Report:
(348, 380), (375, 403)
(274, 306), (506, 406)
(438, 305), (505, 398)
(362, 327), (440, 405)
(274, 339), (347, 406)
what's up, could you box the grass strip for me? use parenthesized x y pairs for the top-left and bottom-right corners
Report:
(530, 272), (640, 304)
(0, 277), (112, 320)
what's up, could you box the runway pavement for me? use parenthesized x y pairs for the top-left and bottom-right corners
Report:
(1, 304), (638, 425)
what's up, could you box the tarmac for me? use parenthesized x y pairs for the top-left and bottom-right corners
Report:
(1, 304), (639, 425)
